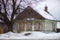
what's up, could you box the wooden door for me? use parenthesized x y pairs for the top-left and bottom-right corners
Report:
(26, 22), (32, 31)
(34, 22), (40, 31)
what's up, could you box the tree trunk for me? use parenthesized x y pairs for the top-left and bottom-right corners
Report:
(8, 25), (13, 32)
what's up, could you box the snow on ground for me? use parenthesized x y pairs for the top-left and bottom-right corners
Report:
(0, 31), (60, 39)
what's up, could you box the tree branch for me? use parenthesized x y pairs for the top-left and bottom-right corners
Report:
(2, 0), (7, 15)
(6, 0), (9, 5)
(0, 17), (4, 21)
(16, 0), (22, 11)
(10, 0), (17, 25)
(0, 12), (10, 26)
(0, 12), (5, 17)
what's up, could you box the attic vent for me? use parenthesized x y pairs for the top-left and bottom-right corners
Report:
(24, 18), (35, 20)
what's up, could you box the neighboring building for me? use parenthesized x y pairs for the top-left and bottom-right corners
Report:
(0, 22), (8, 34)
(0, 22), (3, 34)
(57, 22), (60, 32)
(13, 6), (59, 33)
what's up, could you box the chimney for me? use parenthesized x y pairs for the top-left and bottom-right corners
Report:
(44, 5), (49, 13)
(44, 5), (53, 16)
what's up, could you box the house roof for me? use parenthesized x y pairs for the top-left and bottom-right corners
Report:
(16, 6), (45, 20)
(16, 6), (58, 21)
(30, 6), (57, 20)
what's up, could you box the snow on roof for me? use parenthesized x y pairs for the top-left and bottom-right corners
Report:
(30, 6), (56, 20)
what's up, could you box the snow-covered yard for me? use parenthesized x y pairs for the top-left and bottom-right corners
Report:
(0, 31), (60, 40)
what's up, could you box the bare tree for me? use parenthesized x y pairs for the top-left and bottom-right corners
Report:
(0, 0), (24, 32)
(0, 0), (43, 32)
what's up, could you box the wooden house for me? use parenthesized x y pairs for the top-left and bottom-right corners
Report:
(13, 6), (58, 33)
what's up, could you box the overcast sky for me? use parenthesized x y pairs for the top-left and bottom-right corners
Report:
(46, 0), (60, 20)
